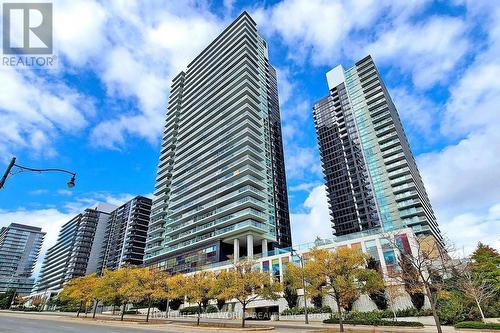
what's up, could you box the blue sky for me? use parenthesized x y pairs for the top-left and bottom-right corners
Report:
(1, 0), (499, 273)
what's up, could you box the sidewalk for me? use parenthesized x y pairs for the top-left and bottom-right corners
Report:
(0, 310), (490, 333)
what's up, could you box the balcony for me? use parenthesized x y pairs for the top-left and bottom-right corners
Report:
(164, 219), (270, 254)
(166, 196), (267, 232)
(399, 207), (425, 218)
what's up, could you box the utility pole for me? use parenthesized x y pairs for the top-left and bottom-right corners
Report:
(292, 249), (309, 324)
(0, 157), (16, 189)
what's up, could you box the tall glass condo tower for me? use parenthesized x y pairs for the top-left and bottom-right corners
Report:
(0, 223), (44, 295)
(145, 12), (291, 272)
(313, 55), (442, 244)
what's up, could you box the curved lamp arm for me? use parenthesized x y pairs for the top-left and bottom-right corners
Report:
(0, 157), (77, 189)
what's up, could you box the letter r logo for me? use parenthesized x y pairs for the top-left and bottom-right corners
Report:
(3, 3), (53, 55)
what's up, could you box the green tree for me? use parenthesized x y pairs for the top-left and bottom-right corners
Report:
(470, 243), (500, 289)
(367, 257), (388, 310)
(282, 272), (298, 309)
(0, 289), (16, 309)
(458, 260), (498, 321)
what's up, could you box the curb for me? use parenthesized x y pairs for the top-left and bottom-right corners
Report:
(167, 323), (275, 331)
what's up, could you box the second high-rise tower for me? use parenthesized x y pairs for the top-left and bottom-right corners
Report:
(313, 56), (442, 245)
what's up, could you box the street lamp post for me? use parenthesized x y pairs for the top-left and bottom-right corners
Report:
(0, 157), (77, 190)
(291, 249), (309, 324)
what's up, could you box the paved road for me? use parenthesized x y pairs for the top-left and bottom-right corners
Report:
(0, 314), (167, 333)
(0, 312), (281, 333)
(0, 311), (473, 333)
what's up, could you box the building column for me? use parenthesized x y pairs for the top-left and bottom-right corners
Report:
(247, 234), (254, 258)
(233, 238), (240, 263)
(262, 239), (268, 257)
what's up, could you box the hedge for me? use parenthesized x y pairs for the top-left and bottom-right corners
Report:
(281, 306), (332, 315)
(10, 307), (39, 312)
(280, 307), (433, 318)
(179, 305), (218, 315)
(454, 322), (500, 330)
(323, 318), (424, 327)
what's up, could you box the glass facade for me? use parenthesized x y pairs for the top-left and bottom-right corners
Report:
(313, 55), (443, 245)
(0, 224), (45, 295)
(146, 12), (291, 271)
(202, 231), (415, 286)
(35, 198), (150, 292)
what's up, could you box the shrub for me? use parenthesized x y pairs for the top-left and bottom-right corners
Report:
(179, 305), (218, 315)
(323, 318), (424, 327)
(59, 306), (81, 312)
(345, 310), (383, 321)
(437, 291), (466, 325)
(393, 307), (433, 317)
(281, 306), (332, 315)
(11, 306), (39, 312)
(454, 322), (500, 330)
(342, 309), (432, 321)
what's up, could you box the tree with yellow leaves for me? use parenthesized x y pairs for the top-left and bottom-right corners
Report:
(162, 273), (185, 318)
(178, 271), (216, 326)
(213, 260), (282, 328)
(124, 267), (171, 322)
(95, 267), (134, 321)
(306, 247), (384, 332)
(59, 273), (99, 317)
(284, 255), (324, 324)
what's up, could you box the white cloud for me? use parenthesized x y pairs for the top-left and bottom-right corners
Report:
(366, 16), (468, 88)
(290, 185), (332, 245)
(419, 128), (500, 215)
(1, 0), (227, 153)
(54, 0), (109, 66)
(252, 0), (430, 65)
(389, 87), (441, 146)
(284, 145), (322, 179)
(289, 182), (322, 192)
(416, 2), (500, 253)
(254, 0), (346, 64)
(443, 63), (500, 138)
(86, 3), (225, 148)
(254, 1), (465, 88)
(0, 67), (93, 158)
(441, 204), (500, 254)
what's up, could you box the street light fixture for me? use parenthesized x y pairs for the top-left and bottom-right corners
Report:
(0, 157), (77, 190)
(291, 248), (309, 324)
